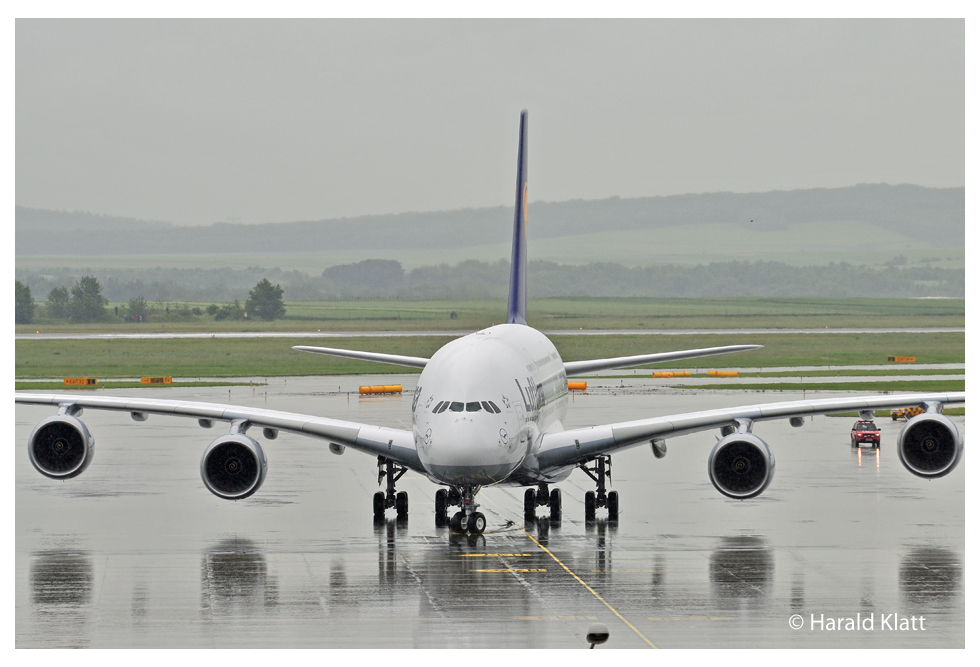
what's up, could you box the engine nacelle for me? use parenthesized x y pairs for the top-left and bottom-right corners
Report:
(708, 433), (775, 499)
(28, 415), (95, 479)
(897, 413), (963, 479)
(200, 434), (268, 500)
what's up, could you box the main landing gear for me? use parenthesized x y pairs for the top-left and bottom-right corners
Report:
(374, 456), (409, 520)
(579, 455), (619, 522)
(435, 485), (486, 534)
(524, 483), (563, 521)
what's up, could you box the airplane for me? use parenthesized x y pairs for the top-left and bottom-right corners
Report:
(16, 111), (965, 535)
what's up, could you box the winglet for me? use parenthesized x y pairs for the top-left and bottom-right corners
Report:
(506, 110), (529, 325)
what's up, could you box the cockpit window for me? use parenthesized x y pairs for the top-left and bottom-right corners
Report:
(466, 402), (482, 412)
(432, 401), (445, 413)
(487, 401), (501, 413)
(448, 402), (464, 412)
(480, 401), (493, 413)
(437, 402), (450, 413)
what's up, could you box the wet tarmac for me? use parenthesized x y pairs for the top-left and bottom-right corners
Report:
(15, 376), (964, 648)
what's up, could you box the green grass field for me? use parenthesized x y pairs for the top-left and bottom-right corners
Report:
(682, 380), (964, 392)
(14, 380), (262, 390)
(15, 332), (965, 379)
(17, 296), (965, 334)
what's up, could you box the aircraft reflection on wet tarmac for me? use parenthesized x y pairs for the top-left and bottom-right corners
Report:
(16, 379), (964, 647)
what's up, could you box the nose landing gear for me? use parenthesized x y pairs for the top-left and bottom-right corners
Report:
(442, 485), (485, 534)
(374, 456), (409, 520)
(579, 455), (618, 521)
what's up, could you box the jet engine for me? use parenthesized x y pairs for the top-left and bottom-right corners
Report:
(708, 433), (775, 499)
(28, 415), (95, 479)
(200, 434), (268, 500)
(897, 413), (963, 479)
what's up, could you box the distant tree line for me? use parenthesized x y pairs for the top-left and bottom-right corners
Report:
(18, 276), (286, 324)
(16, 258), (965, 308)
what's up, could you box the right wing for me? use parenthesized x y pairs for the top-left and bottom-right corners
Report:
(15, 392), (424, 473)
(293, 345), (429, 369)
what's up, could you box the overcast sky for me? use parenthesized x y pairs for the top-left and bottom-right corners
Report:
(15, 19), (964, 225)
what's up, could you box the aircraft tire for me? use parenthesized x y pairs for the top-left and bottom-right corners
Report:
(450, 511), (465, 533)
(435, 488), (448, 517)
(549, 488), (562, 520)
(585, 491), (596, 521)
(396, 491), (409, 517)
(524, 488), (536, 519)
(467, 512), (486, 534)
(373, 491), (385, 518)
(607, 490), (619, 520)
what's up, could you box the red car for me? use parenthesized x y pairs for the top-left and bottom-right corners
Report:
(850, 420), (881, 448)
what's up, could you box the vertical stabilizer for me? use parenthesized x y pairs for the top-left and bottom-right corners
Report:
(507, 110), (529, 325)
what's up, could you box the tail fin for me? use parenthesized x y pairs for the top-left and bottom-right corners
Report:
(507, 109), (529, 325)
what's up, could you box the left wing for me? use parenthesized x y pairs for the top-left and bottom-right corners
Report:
(534, 391), (965, 473)
(15, 392), (423, 473)
(563, 344), (762, 376)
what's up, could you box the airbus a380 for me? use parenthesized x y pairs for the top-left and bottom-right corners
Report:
(17, 111), (965, 535)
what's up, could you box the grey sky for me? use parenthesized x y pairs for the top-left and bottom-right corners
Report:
(16, 19), (964, 225)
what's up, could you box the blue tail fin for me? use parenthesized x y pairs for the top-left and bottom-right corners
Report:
(507, 110), (529, 325)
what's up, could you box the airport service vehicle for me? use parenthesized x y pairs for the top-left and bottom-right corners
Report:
(892, 406), (926, 421)
(16, 111), (966, 535)
(850, 420), (881, 448)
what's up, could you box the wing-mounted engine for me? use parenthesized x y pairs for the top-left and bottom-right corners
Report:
(200, 432), (268, 500)
(897, 413), (963, 479)
(708, 433), (775, 499)
(28, 413), (95, 479)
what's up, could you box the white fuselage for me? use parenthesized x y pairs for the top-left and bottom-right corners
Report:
(412, 324), (568, 487)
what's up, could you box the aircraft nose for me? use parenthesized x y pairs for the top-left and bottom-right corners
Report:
(420, 416), (519, 484)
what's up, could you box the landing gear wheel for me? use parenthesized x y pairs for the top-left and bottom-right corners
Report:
(607, 490), (619, 520)
(467, 512), (486, 534)
(585, 491), (596, 521)
(373, 491), (385, 518)
(524, 488), (537, 520)
(395, 491), (409, 517)
(450, 511), (465, 533)
(435, 488), (448, 517)
(549, 488), (562, 521)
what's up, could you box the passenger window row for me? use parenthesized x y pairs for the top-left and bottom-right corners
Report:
(432, 400), (502, 414)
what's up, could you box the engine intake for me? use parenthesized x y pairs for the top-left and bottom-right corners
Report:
(28, 415), (95, 479)
(708, 433), (775, 499)
(897, 413), (963, 479)
(200, 434), (268, 500)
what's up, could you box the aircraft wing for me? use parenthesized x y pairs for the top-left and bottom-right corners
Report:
(533, 391), (965, 471)
(293, 345), (429, 369)
(14, 392), (424, 473)
(563, 344), (762, 376)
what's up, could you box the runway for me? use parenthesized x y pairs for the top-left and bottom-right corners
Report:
(15, 377), (964, 648)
